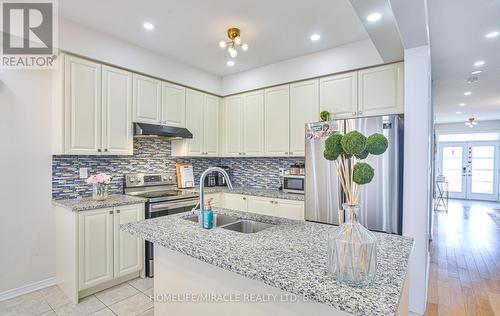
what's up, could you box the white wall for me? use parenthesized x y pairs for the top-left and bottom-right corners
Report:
(59, 18), (222, 95)
(402, 45), (432, 315)
(221, 39), (383, 95)
(0, 70), (54, 296)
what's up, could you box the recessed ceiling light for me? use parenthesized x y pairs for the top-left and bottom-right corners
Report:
(486, 31), (499, 38)
(310, 34), (321, 41)
(459, 103), (466, 106)
(456, 111), (462, 114)
(366, 12), (382, 22)
(474, 60), (485, 67)
(471, 70), (482, 75)
(226, 60), (235, 66)
(143, 22), (154, 30)
(464, 91), (471, 96)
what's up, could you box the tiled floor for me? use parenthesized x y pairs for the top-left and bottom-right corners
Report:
(425, 199), (500, 315)
(0, 277), (154, 316)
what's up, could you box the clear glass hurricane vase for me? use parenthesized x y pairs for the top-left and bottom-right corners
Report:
(327, 203), (377, 286)
(92, 183), (109, 200)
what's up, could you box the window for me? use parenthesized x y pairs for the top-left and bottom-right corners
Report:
(438, 132), (499, 142)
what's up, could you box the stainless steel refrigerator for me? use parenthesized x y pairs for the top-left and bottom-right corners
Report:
(305, 115), (404, 235)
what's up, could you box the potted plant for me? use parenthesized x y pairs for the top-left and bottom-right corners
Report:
(323, 131), (388, 286)
(87, 173), (112, 200)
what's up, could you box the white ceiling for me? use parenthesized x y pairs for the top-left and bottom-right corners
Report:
(59, 0), (370, 76)
(429, 0), (500, 124)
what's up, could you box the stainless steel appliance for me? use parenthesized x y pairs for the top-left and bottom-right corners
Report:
(282, 174), (305, 194)
(216, 165), (231, 186)
(124, 173), (199, 277)
(305, 115), (404, 234)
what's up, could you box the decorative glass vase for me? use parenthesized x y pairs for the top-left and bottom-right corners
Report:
(92, 183), (109, 200)
(327, 203), (377, 286)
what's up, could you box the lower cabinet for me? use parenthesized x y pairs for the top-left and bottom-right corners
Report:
(220, 193), (304, 220)
(224, 193), (248, 212)
(56, 203), (145, 303)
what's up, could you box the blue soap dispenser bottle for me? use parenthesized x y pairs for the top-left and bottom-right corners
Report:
(203, 198), (214, 229)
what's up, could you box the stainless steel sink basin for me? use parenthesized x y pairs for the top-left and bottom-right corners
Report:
(183, 214), (239, 227)
(221, 220), (274, 233)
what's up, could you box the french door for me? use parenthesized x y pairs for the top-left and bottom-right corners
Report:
(437, 141), (499, 201)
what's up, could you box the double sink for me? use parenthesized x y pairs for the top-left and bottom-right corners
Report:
(184, 213), (274, 233)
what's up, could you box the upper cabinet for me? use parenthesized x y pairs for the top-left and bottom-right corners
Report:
(223, 95), (244, 157)
(203, 95), (220, 156)
(358, 62), (404, 116)
(162, 82), (186, 127)
(290, 79), (319, 156)
(184, 89), (205, 156)
(242, 90), (265, 156)
(132, 74), (162, 124)
(320, 72), (358, 119)
(264, 85), (290, 156)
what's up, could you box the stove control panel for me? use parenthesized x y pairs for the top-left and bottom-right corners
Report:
(124, 173), (175, 188)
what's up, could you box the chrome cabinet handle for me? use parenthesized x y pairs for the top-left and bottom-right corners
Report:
(243, 197), (246, 200)
(358, 111), (363, 115)
(104, 149), (108, 152)
(109, 210), (113, 214)
(116, 210), (120, 214)
(98, 149), (102, 152)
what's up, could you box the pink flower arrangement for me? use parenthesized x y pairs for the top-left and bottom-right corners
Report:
(86, 173), (112, 185)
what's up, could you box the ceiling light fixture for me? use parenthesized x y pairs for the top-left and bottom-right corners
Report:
(456, 111), (462, 114)
(226, 60), (235, 67)
(310, 34), (321, 41)
(459, 103), (466, 106)
(366, 12), (382, 22)
(486, 31), (499, 38)
(464, 91), (471, 96)
(465, 117), (478, 128)
(471, 70), (482, 75)
(474, 60), (485, 67)
(143, 22), (155, 30)
(219, 28), (248, 58)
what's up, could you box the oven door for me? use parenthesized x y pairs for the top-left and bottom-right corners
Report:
(145, 198), (198, 277)
(283, 176), (305, 194)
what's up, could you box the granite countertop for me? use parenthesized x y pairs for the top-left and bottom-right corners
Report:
(52, 195), (146, 211)
(121, 208), (413, 316)
(183, 186), (305, 201)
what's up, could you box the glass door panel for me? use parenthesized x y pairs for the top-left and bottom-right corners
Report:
(467, 143), (498, 200)
(438, 143), (466, 199)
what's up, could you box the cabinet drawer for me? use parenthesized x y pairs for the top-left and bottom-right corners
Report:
(247, 196), (276, 217)
(224, 193), (248, 211)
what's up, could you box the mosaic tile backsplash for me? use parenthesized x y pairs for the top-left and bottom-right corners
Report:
(52, 138), (303, 199)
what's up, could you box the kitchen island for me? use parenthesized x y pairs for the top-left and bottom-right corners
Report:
(121, 208), (413, 316)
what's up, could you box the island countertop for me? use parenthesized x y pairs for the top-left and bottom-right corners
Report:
(121, 208), (413, 316)
(52, 194), (146, 211)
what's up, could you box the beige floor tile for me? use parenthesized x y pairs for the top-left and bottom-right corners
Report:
(0, 291), (52, 316)
(87, 307), (116, 316)
(138, 308), (154, 316)
(127, 278), (153, 293)
(142, 287), (153, 300)
(94, 283), (138, 306)
(108, 293), (152, 316)
(37, 310), (57, 316)
(53, 295), (105, 316)
(39, 285), (73, 309)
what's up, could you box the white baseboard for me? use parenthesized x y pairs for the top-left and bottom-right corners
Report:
(0, 277), (56, 302)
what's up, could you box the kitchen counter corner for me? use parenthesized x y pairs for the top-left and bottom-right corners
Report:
(52, 194), (146, 211)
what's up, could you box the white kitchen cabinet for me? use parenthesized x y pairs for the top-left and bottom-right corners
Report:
(223, 95), (244, 157)
(247, 196), (276, 217)
(290, 79), (319, 156)
(102, 65), (133, 155)
(205, 193), (223, 208)
(224, 193), (248, 211)
(132, 74), (162, 124)
(113, 204), (144, 278)
(274, 199), (304, 220)
(184, 89), (205, 156)
(242, 90), (265, 156)
(162, 82), (186, 127)
(320, 72), (358, 119)
(264, 85), (290, 156)
(358, 62), (404, 116)
(203, 95), (220, 156)
(63, 55), (102, 155)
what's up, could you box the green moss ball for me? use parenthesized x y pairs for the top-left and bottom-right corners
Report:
(324, 134), (343, 160)
(366, 133), (389, 155)
(355, 149), (369, 160)
(320, 110), (330, 122)
(341, 131), (366, 155)
(353, 162), (374, 185)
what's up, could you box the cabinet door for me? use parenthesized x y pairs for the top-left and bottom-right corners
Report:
(132, 74), (161, 124)
(243, 90), (265, 156)
(358, 62), (404, 116)
(223, 194), (247, 211)
(102, 65), (133, 155)
(275, 199), (304, 220)
(265, 85), (290, 156)
(113, 204), (144, 278)
(224, 96), (243, 157)
(78, 208), (114, 290)
(290, 79), (319, 156)
(320, 72), (358, 119)
(247, 196), (276, 217)
(162, 83), (186, 127)
(205, 193), (223, 208)
(203, 95), (219, 156)
(64, 55), (102, 155)
(185, 89), (204, 156)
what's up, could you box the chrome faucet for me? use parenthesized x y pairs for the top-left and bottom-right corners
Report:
(197, 167), (233, 227)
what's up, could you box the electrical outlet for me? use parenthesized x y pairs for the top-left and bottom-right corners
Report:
(79, 167), (88, 179)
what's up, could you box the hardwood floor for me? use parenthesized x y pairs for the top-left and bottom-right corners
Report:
(425, 199), (500, 316)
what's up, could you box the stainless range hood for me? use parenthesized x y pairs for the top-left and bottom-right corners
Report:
(133, 123), (193, 139)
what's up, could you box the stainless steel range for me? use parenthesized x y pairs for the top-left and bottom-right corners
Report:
(124, 173), (199, 277)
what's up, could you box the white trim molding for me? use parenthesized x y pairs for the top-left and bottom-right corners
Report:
(0, 277), (56, 302)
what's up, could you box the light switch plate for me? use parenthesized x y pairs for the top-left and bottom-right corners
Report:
(79, 167), (88, 179)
